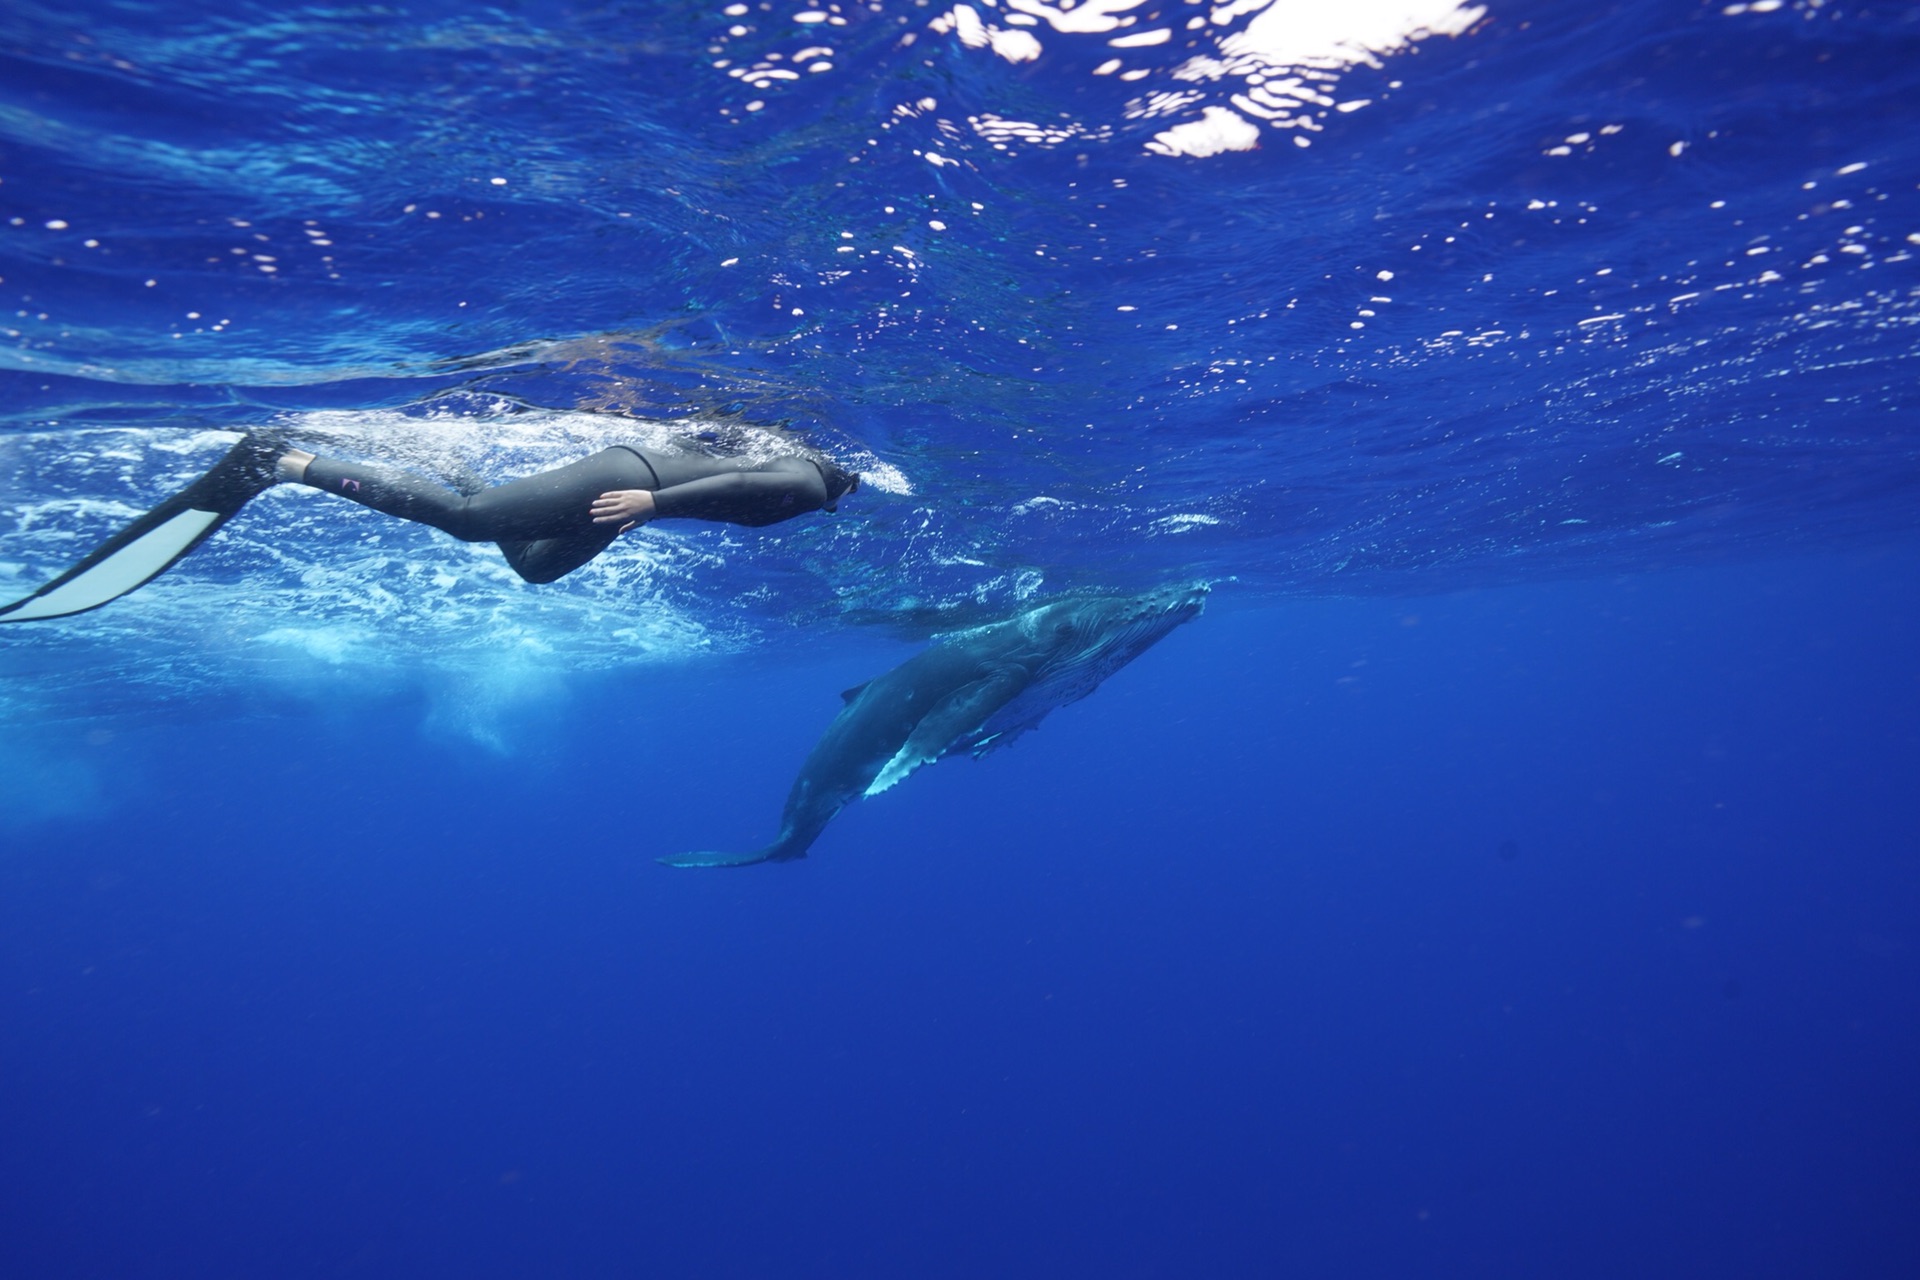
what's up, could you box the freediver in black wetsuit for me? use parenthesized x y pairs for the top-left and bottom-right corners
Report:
(0, 430), (862, 622)
(283, 438), (860, 583)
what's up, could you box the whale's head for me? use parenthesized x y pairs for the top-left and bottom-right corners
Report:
(1024, 581), (1209, 696)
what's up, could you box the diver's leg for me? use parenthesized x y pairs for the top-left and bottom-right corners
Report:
(488, 450), (636, 581)
(432, 456), (579, 581)
(497, 531), (619, 585)
(298, 454), (481, 536)
(428, 461), (586, 583)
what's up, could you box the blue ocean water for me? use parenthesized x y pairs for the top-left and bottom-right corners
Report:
(2, 1), (1917, 1275)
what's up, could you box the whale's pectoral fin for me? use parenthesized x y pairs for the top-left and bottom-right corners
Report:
(866, 672), (1026, 798)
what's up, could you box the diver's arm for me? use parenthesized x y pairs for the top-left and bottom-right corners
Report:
(592, 468), (829, 531)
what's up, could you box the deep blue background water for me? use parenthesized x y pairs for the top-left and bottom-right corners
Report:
(3, 1), (1919, 1276)
(5, 548), (1918, 1277)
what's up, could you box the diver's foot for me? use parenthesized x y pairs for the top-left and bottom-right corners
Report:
(222, 432), (319, 487)
(233, 431), (290, 482)
(192, 432), (296, 504)
(277, 447), (315, 483)
(161, 431), (301, 514)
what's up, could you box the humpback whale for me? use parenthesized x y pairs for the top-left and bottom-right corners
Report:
(664, 583), (1208, 867)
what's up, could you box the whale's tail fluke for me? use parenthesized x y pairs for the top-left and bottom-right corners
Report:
(659, 844), (793, 869)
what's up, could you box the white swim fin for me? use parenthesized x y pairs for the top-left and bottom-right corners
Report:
(0, 435), (283, 624)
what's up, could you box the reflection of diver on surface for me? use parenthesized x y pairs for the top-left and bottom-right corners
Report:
(0, 430), (861, 623)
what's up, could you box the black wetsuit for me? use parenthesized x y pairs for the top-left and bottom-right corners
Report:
(301, 444), (832, 583)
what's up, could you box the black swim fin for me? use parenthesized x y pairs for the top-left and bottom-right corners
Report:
(0, 435), (284, 624)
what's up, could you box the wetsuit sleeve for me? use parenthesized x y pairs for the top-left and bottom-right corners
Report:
(648, 468), (829, 528)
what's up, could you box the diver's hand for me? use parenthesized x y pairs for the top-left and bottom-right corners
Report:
(591, 489), (657, 534)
